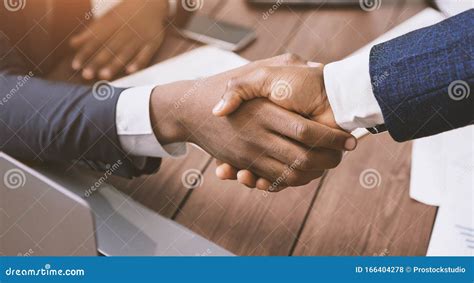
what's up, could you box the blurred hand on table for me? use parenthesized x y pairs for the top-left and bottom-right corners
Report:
(69, 0), (169, 80)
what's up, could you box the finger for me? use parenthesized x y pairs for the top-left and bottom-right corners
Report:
(307, 61), (323, 68)
(70, 12), (118, 48)
(215, 162), (238, 180)
(244, 156), (282, 184)
(71, 41), (100, 71)
(237, 170), (257, 188)
(213, 68), (270, 116)
(98, 41), (142, 80)
(126, 38), (164, 74)
(265, 135), (343, 171)
(261, 53), (307, 67)
(81, 48), (114, 80)
(256, 178), (272, 191)
(242, 137), (328, 188)
(212, 88), (245, 117)
(70, 28), (94, 48)
(266, 111), (357, 151)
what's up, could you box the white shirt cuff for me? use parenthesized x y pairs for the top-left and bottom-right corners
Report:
(116, 85), (187, 158)
(323, 51), (384, 132)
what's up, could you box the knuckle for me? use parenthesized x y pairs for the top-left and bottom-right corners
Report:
(293, 122), (310, 142)
(297, 154), (315, 170)
(227, 77), (242, 90)
(281, 53), (303, 65)
(255, 66), (271, 78)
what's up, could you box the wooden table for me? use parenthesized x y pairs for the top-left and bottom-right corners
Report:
(51, 0), (437, 256)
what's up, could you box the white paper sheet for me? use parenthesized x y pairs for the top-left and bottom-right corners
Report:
(425, 126), (474, 256)
(112, 46), (249, 87)
(410, 127), (474, 206)
(435, 0), (474, 17)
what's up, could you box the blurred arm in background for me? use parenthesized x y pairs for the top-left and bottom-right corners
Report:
(70, 0), (191, 80)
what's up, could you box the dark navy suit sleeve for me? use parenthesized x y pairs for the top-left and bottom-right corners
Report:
(0, 34), (160, 178)
(369, 9), (473, 142)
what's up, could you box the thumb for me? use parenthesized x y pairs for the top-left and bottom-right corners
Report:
(212, 90), (246, 117)
(69, 29), (93, 48)
(212, 68), (271, 117)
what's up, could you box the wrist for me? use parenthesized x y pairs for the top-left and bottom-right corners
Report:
(150, 82), (194, 145)
(315, 88), (340, 131)
(311, 66), (340, 131)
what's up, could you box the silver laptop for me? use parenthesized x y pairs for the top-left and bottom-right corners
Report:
(0, 152), (233, 256)
(0, 153), (97, 256)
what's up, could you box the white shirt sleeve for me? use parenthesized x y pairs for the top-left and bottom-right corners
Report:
(323, 51), (385, 132)
(115, 85), (187, 158)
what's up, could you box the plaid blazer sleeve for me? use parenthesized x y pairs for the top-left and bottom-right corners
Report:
(369, 9), (473, 142)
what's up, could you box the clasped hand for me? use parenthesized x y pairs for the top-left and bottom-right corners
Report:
(212, 54), (357, 191)
(151, 54), (356, 193)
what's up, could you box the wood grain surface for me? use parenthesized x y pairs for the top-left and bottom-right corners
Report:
(49, 0), (436, 256)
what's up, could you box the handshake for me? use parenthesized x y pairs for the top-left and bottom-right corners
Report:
(150, 54), (357, 192)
